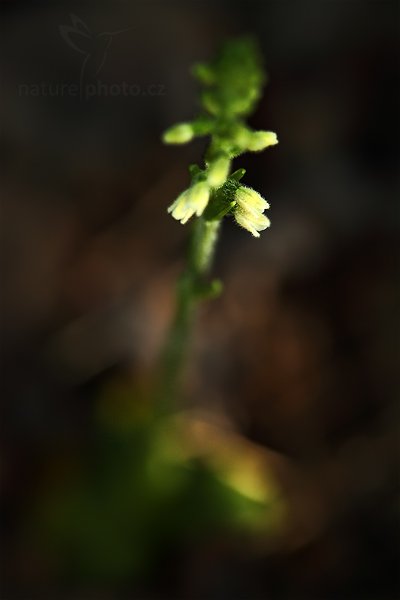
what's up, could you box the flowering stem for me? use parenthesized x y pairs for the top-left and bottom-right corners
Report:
(190, 216), (221, 275)
(157, 37), (278, 412)
(156, 217), (221, 411)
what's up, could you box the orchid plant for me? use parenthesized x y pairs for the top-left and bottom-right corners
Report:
(158, 37), (278, 406)
(31, 39), (281, 582)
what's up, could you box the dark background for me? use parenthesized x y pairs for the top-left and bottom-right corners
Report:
(1, 1), (399, 598)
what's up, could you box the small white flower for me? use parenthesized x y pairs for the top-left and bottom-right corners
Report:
(167, 189), (192, 222)
(167, 181), (210, 224)
(207, 156), (230, 188)
(162, 123), (194, 144)
(234, 185), (270, 237)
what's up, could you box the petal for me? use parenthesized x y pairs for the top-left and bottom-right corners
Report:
(235, 186), (269, 211)
(235, 207), (271, 236)
(234, 211), (261, 237)
(189, 181), (210, 216)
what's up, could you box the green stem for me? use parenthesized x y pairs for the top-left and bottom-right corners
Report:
(155, 217), (221, 411)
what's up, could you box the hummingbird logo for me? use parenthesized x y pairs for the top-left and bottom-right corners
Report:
(59, 14), (132, 97)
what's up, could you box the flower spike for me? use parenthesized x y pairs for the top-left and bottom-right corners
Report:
(162, 37), (278, 239)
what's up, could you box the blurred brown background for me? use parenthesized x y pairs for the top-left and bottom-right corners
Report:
(1, 1), (399, 599)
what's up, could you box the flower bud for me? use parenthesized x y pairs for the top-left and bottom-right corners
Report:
(207, 156), (230, 188)
(247, 131), (278, 151)
(192, 62), (215, 85)
(162, 123), (194, 144)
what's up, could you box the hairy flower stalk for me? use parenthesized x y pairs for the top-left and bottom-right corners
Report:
(157, 37), (278, 408)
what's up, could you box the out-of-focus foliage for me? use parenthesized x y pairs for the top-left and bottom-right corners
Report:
(31, 377), (284, 582)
